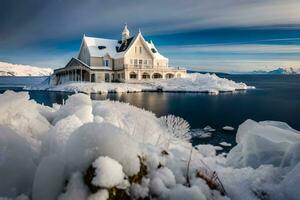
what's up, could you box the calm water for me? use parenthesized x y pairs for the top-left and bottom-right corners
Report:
(1, 75), (299, 150)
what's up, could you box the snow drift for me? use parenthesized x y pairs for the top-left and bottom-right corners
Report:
(0, 91), (298, 200)
(0, 61), (53, 76)
(48, 73), (254, 94)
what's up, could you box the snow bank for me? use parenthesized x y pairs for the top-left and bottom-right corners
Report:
(0, 61), (52, 76)
(47, 73), (254, 94)
(0, 91), (299, 200)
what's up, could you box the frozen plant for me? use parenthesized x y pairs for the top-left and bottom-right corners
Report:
(159, 115), (191, 148)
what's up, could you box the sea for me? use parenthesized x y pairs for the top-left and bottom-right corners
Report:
(1, 74), (299, 152)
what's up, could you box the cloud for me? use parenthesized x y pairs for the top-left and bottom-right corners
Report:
(1, 0), (300, 47)
(160, 43), (300, 54)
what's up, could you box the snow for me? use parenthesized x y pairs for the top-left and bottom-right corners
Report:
(0, 91), (299, 200)
(0, 61), (52, 76)
(92, 156), (125, 188)
(47, 73), (254, 94)
(222, 126), (235, 131)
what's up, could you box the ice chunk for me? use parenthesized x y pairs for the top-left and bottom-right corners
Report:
(92, 156), (125, 188)
(203, 126), (216, 132)
(279, 162), (300, 200)
(190, 129), (212, 138)
(227, 119), (300, 169)
(219, 142), (232, 147)
(222, 126), (235, 131)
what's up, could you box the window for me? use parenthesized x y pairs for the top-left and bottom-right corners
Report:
(140, 47), (142, 54)
(134, 59), (138, 65)
(130, 72), (137, 79)
(130, 59), (133, 64)
(139, 60), (143, 65)
(104, 60), (109, 67)
(144, 60), (147, 65)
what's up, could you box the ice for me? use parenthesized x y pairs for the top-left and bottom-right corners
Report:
(190, 129), (212, 138)
(227, 119), (300, 169)
(214, 146), (224, 151)
(222, 126), (235, 131)
(0, 91), (299, 200)
(203, 125), (216, 132)
(46, 73), (254, 94)
(219, 142), (232, 147)
(92, 156), (125, 188)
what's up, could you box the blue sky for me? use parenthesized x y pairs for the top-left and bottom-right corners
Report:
(1, 0), (300, 72)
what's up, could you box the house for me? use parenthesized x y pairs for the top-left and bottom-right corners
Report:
(53, 25), (186, 84)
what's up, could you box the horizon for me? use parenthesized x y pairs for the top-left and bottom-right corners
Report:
(1, 0), (300, 72)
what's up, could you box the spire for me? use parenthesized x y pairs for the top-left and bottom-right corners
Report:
(122, 23), (130, 42)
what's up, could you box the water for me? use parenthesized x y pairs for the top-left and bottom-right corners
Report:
(1, 75), (300, 151)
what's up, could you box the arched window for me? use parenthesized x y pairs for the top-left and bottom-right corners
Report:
(142, 73), (150, 79)
(152, 73), (163, 79)
(129, 72), (137, 79)
(165, 73), (174, 79)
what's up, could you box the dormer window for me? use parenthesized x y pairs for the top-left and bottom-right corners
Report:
(151, 48), (157, 53)
(98, 46), (106, 50)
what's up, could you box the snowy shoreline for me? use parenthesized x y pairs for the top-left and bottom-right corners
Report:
(0, 90), (299, 200)
(44, 73), (255, 95)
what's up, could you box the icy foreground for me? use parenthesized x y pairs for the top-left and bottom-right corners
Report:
(0, 91), (299, 200)
(0, 61), (53, 76)
(49, 73), (254, 94)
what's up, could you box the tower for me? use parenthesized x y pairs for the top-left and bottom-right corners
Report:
(122, 24), (130, 43)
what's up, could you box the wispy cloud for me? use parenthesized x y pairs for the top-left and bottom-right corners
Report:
(161, 44), (300, 54)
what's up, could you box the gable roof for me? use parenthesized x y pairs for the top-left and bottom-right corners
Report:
(81, 33), (168, 61)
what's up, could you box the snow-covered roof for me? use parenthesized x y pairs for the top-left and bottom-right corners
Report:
(82, 33), (168, 61)
(83, 36), (119, 58)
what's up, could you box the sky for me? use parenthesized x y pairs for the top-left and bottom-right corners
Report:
(1, 0), (300, 72)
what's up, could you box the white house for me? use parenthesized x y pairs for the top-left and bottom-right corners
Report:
(53, 25), (186, 84)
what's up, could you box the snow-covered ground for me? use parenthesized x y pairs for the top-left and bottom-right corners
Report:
(0, 91), (299, 200)
(0, 61), (53, 76)
(47, 73), (254, 94)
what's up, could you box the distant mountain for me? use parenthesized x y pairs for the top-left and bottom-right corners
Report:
(187, 70), (230, 76)
(0, 61), (53, 76)
(250, 67), (299, 75)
